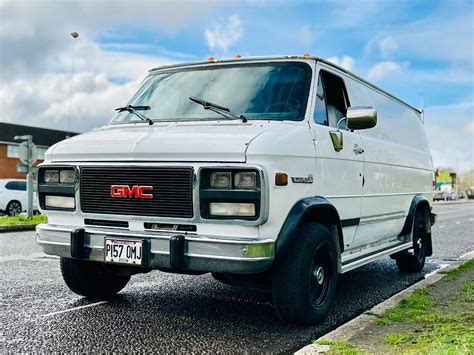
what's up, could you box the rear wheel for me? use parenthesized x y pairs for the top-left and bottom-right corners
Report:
(396, 209), (428, 272)
(60, 258), (130, 299)
(272, 223), (338, 325)
(7, 201), (22, 216)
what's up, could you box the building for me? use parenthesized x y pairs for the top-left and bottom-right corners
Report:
(0, 123), (78, 179)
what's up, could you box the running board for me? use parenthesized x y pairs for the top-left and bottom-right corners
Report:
(340, 242), (412, 273)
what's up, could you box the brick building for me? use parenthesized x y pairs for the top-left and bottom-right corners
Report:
(0, 123), (78, 179)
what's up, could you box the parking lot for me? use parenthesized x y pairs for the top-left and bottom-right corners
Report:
(1, 202), (473, 353)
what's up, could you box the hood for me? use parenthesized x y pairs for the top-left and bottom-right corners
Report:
(46, 122), (268, 163)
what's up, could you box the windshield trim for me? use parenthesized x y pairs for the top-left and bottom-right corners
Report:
(110, 61), (313, 125)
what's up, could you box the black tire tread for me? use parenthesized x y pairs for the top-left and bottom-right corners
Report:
(60, 257), (130, 299)
(272, 223), (337, 324)
(396, 208), (428, 272)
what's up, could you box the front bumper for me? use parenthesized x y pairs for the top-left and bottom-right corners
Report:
(36, 224), (274, 274)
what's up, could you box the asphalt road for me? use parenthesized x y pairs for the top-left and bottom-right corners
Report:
(1, 202), (473, 353)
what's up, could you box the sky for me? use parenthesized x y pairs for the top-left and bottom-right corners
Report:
(0, 0), (473, 173)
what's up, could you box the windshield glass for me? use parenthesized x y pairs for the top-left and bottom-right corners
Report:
(111, 62), (311, 123)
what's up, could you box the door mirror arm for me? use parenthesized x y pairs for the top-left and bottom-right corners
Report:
(329, 117), (346, 152)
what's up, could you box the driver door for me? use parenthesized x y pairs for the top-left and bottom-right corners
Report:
(310, 66), (364, 249)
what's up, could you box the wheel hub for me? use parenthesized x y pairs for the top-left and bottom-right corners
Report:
(417, 237), (422, 249)
(313, 266), (325, 285)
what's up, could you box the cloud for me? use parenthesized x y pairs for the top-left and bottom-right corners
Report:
(296, 25), (317, 47)
(204, 15), (243, 53)
(378, 36), (399, 58)
(327, 56), (355, 72)
(0, 71), (140, 133)
(363, 6), (473, 64)
(367, 61), (405, 82)
(424, 99), (474, 174)
(0, 0), (219, 132)
(0, 0), (221, 80)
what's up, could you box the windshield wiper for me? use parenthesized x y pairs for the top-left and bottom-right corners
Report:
(115, 105), (154, 125)
(189, 96), (247, 123)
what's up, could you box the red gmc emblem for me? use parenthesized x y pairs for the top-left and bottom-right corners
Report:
(110, 185), (154, 199)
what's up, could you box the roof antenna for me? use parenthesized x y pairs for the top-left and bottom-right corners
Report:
(418, 93), (425, 123)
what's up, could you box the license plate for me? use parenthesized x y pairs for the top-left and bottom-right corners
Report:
(104, 238), (143, 265)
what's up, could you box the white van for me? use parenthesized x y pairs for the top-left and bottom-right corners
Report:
(36, 56), (436, 324)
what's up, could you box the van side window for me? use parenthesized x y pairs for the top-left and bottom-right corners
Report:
(313, 74), (328, 125)
(320, 70), (350, 129)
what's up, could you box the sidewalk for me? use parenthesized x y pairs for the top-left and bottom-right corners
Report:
(298, 253), (474, 354)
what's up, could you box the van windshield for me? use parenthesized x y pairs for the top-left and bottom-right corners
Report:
(111, 62), (311, 123)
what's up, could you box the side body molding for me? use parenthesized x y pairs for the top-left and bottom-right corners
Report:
(275, 197), (344, 261)
(398, 194), (434, 256)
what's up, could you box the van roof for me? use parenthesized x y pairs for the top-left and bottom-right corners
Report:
(149, 55), (421, 115)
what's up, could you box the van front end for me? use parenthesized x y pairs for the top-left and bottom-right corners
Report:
(36, 163), (274, 275)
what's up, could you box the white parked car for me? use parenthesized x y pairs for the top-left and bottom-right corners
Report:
(0, 179), (38, 216)
(36, 56), (436, 325)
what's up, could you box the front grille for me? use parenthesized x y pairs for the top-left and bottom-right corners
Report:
(80, 167), (194, 218)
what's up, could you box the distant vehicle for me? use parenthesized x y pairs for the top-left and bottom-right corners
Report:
(0, 179), (38, 216)
(446, 190), (460, 201)
(433, 190), (446, 201)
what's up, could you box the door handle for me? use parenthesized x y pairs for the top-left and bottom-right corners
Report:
(353, 145), (364, 154)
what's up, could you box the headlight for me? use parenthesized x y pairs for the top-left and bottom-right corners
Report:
(44, 170), (59, 183)
(200, 168), (261, 220)
(210, 172), (232, 189)
(210, 202), (256, 217)
(45, 195), (75, 209)
(234, 172), (257, 189)
(60, 170), (76, 184)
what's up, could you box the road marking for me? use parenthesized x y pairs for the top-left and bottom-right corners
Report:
(436, 210), (456, 215)
(455, 221), (461, 224)
(438, 225), (445, 228)
(43, 301), (108, 317)
(469, 218), (474, 222)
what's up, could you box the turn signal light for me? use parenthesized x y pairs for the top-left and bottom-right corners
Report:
(275, 173), (288, 186)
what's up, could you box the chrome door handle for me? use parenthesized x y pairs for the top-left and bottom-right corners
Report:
(353, 146), (364, 154)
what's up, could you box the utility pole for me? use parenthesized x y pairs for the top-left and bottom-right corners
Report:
(14, 135), (37, 218)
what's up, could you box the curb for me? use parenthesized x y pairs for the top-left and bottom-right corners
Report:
(295, 251), (474, 354)
(0, 224), (37, 233)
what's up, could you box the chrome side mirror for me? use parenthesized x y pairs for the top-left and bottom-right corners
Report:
(346, 106), (377, 130)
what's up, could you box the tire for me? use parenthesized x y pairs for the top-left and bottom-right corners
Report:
(396, 209), (428, 272)
(7, 201), (22, 216)
(272, 223), (338, 325)
(60, 257), (130, 299)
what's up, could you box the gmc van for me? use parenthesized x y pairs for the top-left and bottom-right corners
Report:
(36, 56), (436, 324)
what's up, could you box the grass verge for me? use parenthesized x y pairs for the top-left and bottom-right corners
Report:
(315, 259), (474, 354)
(376, 260), (474, 354)
(0, 214), (47, 226)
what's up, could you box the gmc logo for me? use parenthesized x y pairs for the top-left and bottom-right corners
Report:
(110, 185), (153, 199)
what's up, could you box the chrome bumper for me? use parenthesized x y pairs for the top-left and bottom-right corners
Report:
(36, 224), (274, 274)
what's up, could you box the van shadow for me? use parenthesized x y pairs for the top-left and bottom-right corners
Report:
(63, 259), (439, 352)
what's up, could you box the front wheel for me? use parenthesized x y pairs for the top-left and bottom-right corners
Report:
(60, 258), (130, 299)
(272, 223), (338, 325)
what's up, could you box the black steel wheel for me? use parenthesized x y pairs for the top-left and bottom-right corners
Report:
(7, 201), (22, 216)
(396, 209), (428, 272)
(272, 222), (338, 325)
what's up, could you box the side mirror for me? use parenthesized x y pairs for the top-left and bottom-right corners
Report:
(346, 106), (377, 130)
